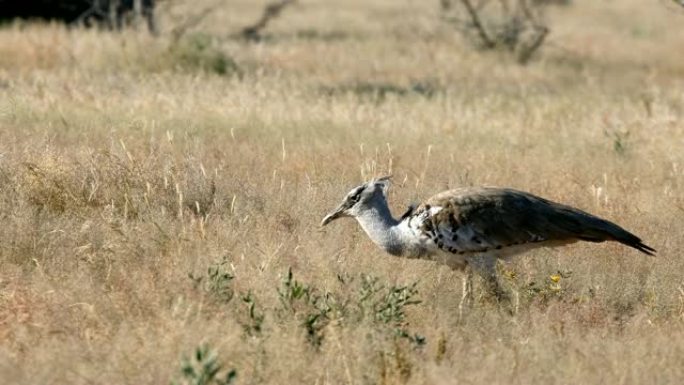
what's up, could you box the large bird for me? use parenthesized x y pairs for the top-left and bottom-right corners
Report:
(321, 176), (655, 312)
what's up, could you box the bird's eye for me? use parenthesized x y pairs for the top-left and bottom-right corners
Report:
(349, 190), (362, 203)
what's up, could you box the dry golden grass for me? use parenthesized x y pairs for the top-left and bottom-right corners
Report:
(1, 0), (684, 383)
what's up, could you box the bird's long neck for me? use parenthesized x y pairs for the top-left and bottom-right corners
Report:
(354, 198), (405, 256)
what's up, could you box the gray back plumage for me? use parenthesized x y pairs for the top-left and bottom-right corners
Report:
(416, 187), (655, 255)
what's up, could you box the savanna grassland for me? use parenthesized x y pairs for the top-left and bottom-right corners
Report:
(1, 0), (684, 384)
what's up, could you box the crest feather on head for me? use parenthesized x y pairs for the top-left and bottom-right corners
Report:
(373, 175), (392, 195)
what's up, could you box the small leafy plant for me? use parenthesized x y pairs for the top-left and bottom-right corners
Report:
(604, 129), (630, 156)
(240, 291), (265, 336)
(275, 268), (425, 348)
(189, 258), (235, 304)
(357, 275), (425, 347)
(172, 344), (237, 385)
(277, 268), (334, 346)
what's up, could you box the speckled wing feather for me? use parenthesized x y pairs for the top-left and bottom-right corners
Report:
(414, 187), (655, 255)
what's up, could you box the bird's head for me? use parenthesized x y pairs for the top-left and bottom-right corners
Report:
(321, 175), (392, 226)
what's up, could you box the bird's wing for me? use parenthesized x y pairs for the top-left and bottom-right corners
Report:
(413, 187), (655, 255)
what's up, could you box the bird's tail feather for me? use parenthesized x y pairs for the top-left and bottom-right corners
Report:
(630, 241), (656, 256)
(564, 210), (656, 256)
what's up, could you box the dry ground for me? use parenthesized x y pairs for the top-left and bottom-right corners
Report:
(1, 0), (684, 384)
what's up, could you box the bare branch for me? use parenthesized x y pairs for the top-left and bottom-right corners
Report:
(518, 0), (543, 28)
(242, 0), (297, 41)
(513, 0), (549, 62)
(459, 0), (496, 48)
(442, 0), (551, 63)
(170, 2), (220, 43)
(73, 0), (157, 35)
(517, 25), (548, 63)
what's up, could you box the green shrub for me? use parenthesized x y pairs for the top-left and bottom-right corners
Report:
(172, 344), (237, 385)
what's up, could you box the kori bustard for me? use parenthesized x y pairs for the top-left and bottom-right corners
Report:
(321, 176), (655, 309)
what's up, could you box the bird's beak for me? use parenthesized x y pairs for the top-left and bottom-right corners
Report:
(321, 205), (348, 226)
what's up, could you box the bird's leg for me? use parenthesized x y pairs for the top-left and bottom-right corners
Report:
(458, 265), (474, 322)
(467, 254), (508, 302)
(482, 274), (507, 302)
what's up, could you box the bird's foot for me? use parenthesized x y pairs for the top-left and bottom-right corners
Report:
(480, 278), (518, 315)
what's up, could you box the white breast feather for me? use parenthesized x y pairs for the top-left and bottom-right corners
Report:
(407, 206), (498, 253)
